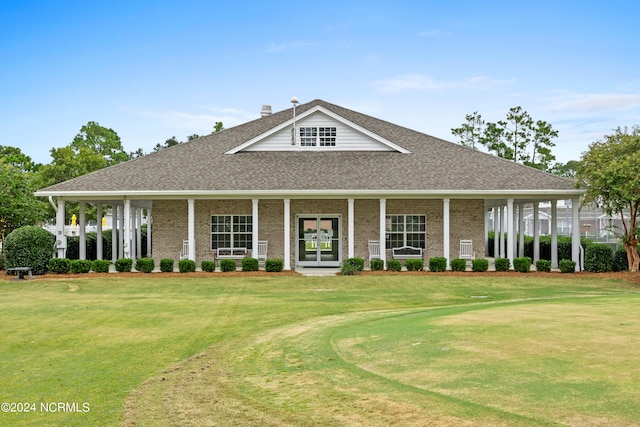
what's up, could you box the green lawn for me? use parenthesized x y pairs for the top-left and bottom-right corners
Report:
(0, 273), (638, 426)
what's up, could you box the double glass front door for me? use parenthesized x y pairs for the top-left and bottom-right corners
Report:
(297, 216), (341, 267)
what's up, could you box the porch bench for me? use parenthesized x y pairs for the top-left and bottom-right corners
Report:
(215, 247), (248, 265)
(7, 266), (34, 280)
(392, 246), (423, 259)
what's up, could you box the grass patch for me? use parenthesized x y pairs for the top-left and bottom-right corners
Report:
(0, 274), (638, 426)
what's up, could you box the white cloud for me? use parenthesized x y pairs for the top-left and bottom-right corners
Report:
(265, 41), (313, 53)
(372, 74), (515, 93)
(550, 93), (640, 114)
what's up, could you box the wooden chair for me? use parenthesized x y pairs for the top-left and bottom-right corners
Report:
(180, 239), (189, 260)
(257, 240), (268, 265)
(459, 239), (475, 264)
(368, 240), (380, 261)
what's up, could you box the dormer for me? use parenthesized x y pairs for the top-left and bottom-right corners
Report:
(226, 105), (410, 154)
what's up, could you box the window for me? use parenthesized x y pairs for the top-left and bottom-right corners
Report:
(299, 127), (336, 147)
(211, 215), (252, 249)
(386, 215), (426, 248)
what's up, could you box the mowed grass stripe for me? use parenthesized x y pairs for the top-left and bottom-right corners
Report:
(332, 295), (640, 426)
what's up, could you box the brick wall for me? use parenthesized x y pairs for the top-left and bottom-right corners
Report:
(151, 198), (486, 266)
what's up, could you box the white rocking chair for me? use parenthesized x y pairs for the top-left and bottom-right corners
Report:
(180, 239), (189, 260)
(368, 239), (381, 260)
(257, 240), (268, 265)
(459, 239), (475, 263)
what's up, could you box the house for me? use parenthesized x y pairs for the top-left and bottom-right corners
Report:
(35, 99), (584, 270)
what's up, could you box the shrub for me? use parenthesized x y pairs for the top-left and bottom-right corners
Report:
(513, 257), (532, 273)
(135, 258), (155, 273)
(613, 247), (628, 272)
(4, 226), (56, 275)
(48, 258), (71, 274)
(242, 257), (259, 272)
(559, 259), (576, 273)
(584, 243), (613, 273)
(70, 259), (91, 274)
(343, 258), (365, 272)
(370, 259), (384, 271)
(160, 258), (174, 272)
(386, 259), (402, 272)
(495, 258), (510, 272)
(220, 259), (237, 272)
(91, 259), (110, 273)
(535, 259), (551, 272)
(450, 258), (467, 272)
(428, 257), (447, 272)
(471, 258), (489, 272)
(0, 252), (4, 270)
(179, 259), (196, 273)
(115, 258), (133, 272)
(201, 260), (215, 272)
(340, 260), (358, 275)
(265, 258), (284, 272)
(405, 258), (424, 271)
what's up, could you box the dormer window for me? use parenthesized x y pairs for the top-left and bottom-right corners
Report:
(299, 127), (336, 147)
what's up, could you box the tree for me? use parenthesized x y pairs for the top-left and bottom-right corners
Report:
(213, 121), (224, 133)
(0, 161), (48, 245)
(0, 145), (41, 173)
(550, 160), (580, 178)
(451, 107), (558, 171)
(39, 146), (107, 186)
(71, 121), (129, 166)
(577, 126), (640, 272)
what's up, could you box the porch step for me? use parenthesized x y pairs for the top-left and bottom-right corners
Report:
(298, 267), (340, 277)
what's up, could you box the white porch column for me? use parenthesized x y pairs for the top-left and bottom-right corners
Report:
(187, 199), (195, 262)
(96, 204), (103, 260)
(146, 209), (152, 258)
(518, 204), (524, 258)
(443, 198), (450, 270)
(484, 206), (490, 257)
(119, 204), (125, 259)
(284, 199), (291, 270)
(499, 206), (505, 258)
(571, 198), (581, 271)
(551, 200), (558, 269)
(493, 207), (500, 257)
(136, 208), (142, 260)
(533, 203), (540, 262)
(348, 198), (355, 259)
(123, 199), (131, 259)
(379, 199), (386, 265)
(507, 199), (514, 266)
(131, 208), (137, 261)
(79, 201), (86, 260)
(112, 205), (118, 262)
(252, 199), (259, 258)
(56, 199), (66, 258)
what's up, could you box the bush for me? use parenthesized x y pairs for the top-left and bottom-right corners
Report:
(201, 260), (215, 272)
(70, 259), (91, 274)
(386, 259), (402, 272)
(428, 257), (447, 272)
(584, 243), (613, 273)
(4, 226), (56, 275)
(495, 257), (510, 272)
(340, 260), (358, 275)
(220, 259), (237, 272)
(513, 257), (531, 273)
(613, 247), (628, 272)
(0, 252), (4, 270)
(135, 258), (155, 273)
(48, 258), (71, 274)
(343, 258), (365, 272)
(370, 259), (384, 271)
(179, 259), (196, 273)
(115, 258), (133, 272)
(559, 259), (576, 273)
(535, 259), (551, 272)
(91, 259), (110, 273)
(471, 258), (489, 272)
(405, 258), (424, 271)
(265, 258), (284, 272)
(242, 257), (259, 272)
(450, 258), (467, 272)
(160, 258), (174, 272)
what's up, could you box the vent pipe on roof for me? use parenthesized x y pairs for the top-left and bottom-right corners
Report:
(261, 105), (272, 117)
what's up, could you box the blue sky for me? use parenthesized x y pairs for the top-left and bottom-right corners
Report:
(2, 0), (639, 165)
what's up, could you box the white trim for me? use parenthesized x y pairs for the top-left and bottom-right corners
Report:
(348, 199), (354, 259)
(443, 198), (450, 270)
(507, 199), (514, 265)
(379, 199), (386, 265)
(284, 199), (291, 270)
(225, 105), (411, 154)
(188, 199), (195, 262)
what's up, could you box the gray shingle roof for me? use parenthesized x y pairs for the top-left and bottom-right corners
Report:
(36, 99), (579, 198)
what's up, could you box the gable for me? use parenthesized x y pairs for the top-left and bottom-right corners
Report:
(226, 106), (410, 153)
